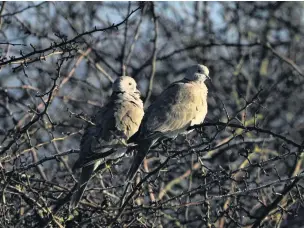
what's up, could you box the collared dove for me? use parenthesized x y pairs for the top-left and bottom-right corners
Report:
(126, 64), (210, 182)
(70, 76), (144, 209)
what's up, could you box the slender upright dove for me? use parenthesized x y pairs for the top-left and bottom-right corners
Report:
(126, 64), (210, 182)
(70, 76), (144, 209)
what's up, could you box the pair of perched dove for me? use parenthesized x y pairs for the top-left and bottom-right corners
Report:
(70, 64), (210, 209)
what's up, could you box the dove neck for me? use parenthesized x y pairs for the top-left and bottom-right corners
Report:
(113, 91), (124, 95)
(184, 78), (208, 86)
(112, 91), (143, 107)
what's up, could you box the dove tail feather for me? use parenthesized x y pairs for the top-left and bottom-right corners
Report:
(126, 139), (154, 182)
(70, 165), (94, 209)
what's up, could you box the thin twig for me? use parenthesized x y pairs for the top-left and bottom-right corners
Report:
(144, 4), (158, 106)
(265, 42), (304, 77)
(0, 6), (142, 68)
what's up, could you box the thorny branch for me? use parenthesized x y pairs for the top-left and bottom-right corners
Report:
(0, 59), (65, 155)
(0, 5), (142, 68)
(1, 2), (304, 228)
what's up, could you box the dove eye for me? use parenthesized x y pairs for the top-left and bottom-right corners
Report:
(129, 82), (132, 85)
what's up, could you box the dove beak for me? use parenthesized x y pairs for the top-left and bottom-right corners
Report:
(135, 88), (141, 95)
(205, 74), (211, 81)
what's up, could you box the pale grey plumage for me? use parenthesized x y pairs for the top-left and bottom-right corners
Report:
(70, 76), (144, 209)
(126, 64), (210, 182)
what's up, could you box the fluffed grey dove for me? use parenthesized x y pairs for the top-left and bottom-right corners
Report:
(126, 64), (210, 182)
(70, 76), (144, 209)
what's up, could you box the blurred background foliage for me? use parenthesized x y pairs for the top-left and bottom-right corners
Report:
(0, 2), (304, 227)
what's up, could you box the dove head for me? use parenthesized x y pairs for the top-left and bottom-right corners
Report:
(185, 64), (210, 82)
(113, 76), (141, 95)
